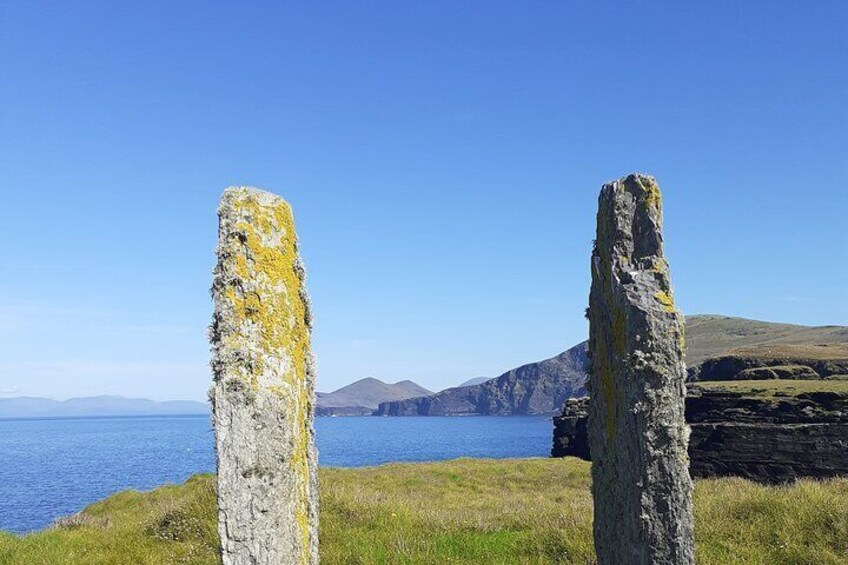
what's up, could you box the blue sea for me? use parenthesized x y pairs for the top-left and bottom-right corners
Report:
(0, 415), (553, 533)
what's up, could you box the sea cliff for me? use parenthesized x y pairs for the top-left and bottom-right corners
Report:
(551, 380), (848, 483)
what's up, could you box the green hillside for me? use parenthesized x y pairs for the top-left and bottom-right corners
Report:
(685, 315), (848, 366)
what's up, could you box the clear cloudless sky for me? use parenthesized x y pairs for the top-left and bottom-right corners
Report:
(0, 1), (846, 401)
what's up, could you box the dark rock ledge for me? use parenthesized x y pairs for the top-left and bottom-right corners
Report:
(552, 382), (848, 483)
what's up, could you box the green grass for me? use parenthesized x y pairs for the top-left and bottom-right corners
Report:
(691, 379), (848, 397)
(1, 458), (847, 564)
(683, 315), (848, 366)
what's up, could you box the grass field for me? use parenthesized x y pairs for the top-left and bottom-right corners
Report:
(691, 379), (848, 397)
(1, 457), (847, 564)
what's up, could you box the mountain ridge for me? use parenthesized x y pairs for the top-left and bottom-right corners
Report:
(6, 316), (843, 419)
(456, 377), (491, 388)
(375, 342), (588, 416)
(315, 377), (432, 416)
(375, 315), (848, 416)
(0, 395), (209, 419)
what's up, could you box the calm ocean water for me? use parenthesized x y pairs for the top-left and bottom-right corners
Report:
(0, 415), (553, 533)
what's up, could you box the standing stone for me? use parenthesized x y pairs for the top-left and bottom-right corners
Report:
(210, 187), (319, 565)
(587, 174), (694, 564)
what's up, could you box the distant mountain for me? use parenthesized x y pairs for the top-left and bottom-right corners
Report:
(375, 343), (588, 416)
(374, 315), (848, 417)
(9, 317), (840, 420)
(315, 378), (431, 416)
(0, 395), (209, 419)
(456, 377), (491, 388)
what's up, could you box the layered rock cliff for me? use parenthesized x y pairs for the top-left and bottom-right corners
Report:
(688, 344), (848, 382)
(552, 380), (848, 483)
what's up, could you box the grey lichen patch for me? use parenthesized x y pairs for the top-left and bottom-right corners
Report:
(211, 186), (319, 565)
(241, 466), (277, 480)
(587, 174), (694, 564)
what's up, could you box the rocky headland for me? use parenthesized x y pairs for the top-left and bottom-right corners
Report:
(689, 343), (848, 382)
(552, 379), (848, 482)
(373, 342), (588, 416)
(552, 317), (848, 482)
(373, 316), (848, 417)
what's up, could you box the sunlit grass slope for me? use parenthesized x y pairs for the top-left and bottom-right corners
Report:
(692, 379), (848, 397)
(1, 458), (847, 564)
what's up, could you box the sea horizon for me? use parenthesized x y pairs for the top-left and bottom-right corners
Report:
(0, 414), (554, 533)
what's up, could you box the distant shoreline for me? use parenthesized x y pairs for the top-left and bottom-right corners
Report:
(0, 413), (210, 423)
(0, 413), (555, 423)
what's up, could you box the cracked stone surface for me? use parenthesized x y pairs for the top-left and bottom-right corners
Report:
(587, 174), (694, 565)
(210, 187), (318, 565)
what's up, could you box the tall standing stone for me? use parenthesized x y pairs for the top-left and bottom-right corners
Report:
(587, 174), (694, 564)
(210, 187), (319, 565)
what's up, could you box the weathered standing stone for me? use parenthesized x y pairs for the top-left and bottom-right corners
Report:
(587, 174), (694, 564)
(210, 187), (318, 565)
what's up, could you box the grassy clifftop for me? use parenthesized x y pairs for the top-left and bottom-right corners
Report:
(684, 315), (848, 367)
(691, 379), (848, 398)
(2, 458), (847, 564)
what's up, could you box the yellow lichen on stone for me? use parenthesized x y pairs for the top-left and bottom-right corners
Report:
(636, 175), (662, 210)
(225, 195), (309, 388)
(650, 257), (668, 275)
(593, 228), (626, 445)
(218, 188), (314, 563)
(611, 307), (626, 357)
(654, 290), (676, 313)
(597, 336), (617, 444)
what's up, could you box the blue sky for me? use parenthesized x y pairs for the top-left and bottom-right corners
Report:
(1, 1), (846, 400)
